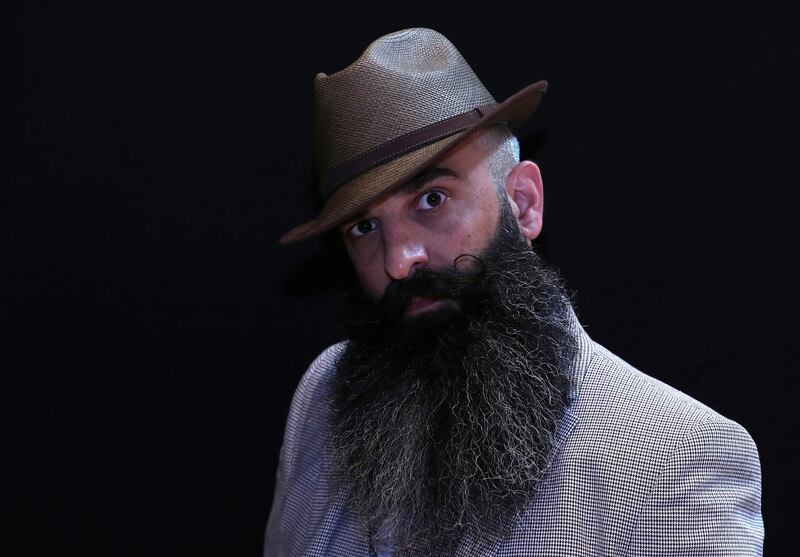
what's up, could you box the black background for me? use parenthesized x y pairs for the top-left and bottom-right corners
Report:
(5, 1), (798, 555)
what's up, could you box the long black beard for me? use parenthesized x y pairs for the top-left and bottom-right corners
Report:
(330, 205), (579, 556)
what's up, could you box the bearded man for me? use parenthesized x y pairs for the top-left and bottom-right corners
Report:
(264, 28), (763, 557)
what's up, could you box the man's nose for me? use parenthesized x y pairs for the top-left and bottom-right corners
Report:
(382, 225), (428, 281)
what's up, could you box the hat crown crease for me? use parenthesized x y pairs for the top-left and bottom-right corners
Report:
(312, 28), (495, 178)
(280, 27), (546, 244)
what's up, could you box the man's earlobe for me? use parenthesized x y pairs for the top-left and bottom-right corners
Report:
(505, 161), (544, 240)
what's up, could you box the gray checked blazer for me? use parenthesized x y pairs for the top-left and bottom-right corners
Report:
(265, 314), (764, 556)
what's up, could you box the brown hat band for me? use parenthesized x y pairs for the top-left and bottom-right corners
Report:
(320, 103), (498, 199)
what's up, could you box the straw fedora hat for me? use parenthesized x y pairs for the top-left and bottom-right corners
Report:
(279, 27), (548, 244)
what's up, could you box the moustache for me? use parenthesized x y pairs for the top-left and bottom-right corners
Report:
(345, 254), (489, 334)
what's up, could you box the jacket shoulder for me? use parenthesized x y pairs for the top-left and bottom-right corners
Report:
(582, 341), (741, 431)
(560, 339), (758, 494)
(292, 342), (346, 412)
(282, 342), (347, 465)
(507, 338), (763, 554)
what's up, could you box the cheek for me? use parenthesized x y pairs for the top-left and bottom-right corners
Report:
(427, 198), (499, 259)
(348, 245), (386, 296)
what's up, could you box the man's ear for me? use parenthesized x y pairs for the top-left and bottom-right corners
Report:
(504, 161), (544, 240)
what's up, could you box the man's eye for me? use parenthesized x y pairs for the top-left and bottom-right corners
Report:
(349, 219), (377, 238)
(417, 190), (447, 210)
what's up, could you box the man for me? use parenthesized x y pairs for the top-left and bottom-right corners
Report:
(265, 28), (763, 556)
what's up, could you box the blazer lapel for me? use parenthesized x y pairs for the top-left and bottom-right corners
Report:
(455, 312), (591, 557)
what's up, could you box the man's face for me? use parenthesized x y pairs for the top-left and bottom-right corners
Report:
(339, 131), (541, 306)
(330, 137), (574, 554)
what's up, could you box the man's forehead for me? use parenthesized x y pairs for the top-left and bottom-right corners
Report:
(341, 132), (495, 225)
(340, 167), (458, 226)
(399, 167), (459, 194)
(395, 133), (494, 194)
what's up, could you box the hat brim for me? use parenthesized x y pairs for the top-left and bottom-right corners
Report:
(279, 80), (548, 244)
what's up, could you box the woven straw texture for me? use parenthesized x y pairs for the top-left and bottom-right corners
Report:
(313, 28), (495, 174)
(281, 28), (545, 243)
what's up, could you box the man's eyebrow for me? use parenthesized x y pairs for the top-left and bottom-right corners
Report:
(399, 167), (458, 194)
(341, 167), (458, 229)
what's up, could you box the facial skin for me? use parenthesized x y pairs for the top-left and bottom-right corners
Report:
(331, 128), (577, 555)
(331, 141), (579, 554)
(340, 129), (547, 301)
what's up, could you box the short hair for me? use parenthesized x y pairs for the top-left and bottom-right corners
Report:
(479, 123), (520, 190)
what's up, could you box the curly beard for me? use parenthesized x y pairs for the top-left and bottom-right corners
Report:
(330, 203), (579, 556)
